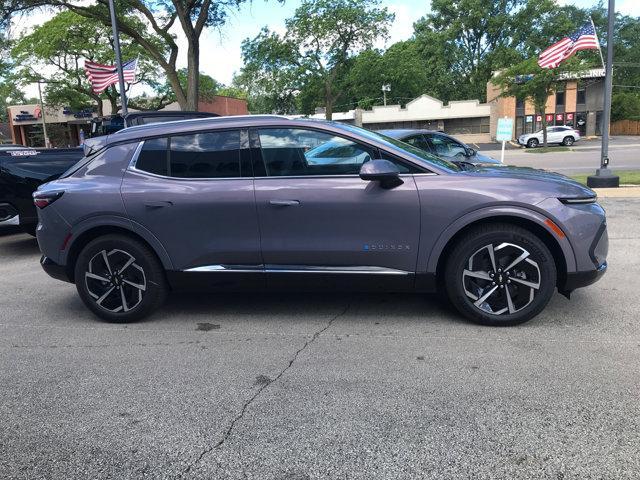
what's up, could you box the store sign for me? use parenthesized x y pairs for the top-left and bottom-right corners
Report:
(525, 115), (533, 123)
(536, 115), (543, 122)
(566, 113), (574, 121)
(556, 113), (564, 121)
(496, 117), (514, 142)
(545, 114), (554, 122)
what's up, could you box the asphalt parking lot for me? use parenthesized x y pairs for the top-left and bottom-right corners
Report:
(1, 198), (639, 480)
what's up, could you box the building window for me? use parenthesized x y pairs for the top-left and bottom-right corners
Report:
(556, 91), (565, 106)
(577, 88), (586, 105)
(516, 96), (525, 109)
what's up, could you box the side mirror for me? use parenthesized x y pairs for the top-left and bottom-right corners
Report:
(359, 160), (403, 189)
(466, 147), (476, 157)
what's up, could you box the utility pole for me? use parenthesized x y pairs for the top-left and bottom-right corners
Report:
(36, 80), (50, 148)
(382, 84), (391, 106)
(108, 0), (129, 123)
(587, 0), (619, 188)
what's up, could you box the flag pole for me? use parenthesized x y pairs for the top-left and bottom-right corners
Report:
(587, 0), (619, 188)
(108, 0), (128, 124)
(590, 16), (605, 70)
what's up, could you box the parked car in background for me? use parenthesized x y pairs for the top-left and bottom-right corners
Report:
(35, 116), (607, 327)
(379, 129), (501, 168)
(518, 126), (581, 148)
(1, 111), (219, 235)
(0, 148), (84, 234)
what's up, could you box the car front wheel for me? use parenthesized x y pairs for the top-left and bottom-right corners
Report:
(74, 234), (168, 322)
(527, 138), (539, 148)
(562, 136), (575, 146)
(445, 224), (557, 326)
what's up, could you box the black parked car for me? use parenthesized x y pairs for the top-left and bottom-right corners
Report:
(1, 111), (219, 235)
(0, 148), (84, 234)
(379, 129), (501, 168)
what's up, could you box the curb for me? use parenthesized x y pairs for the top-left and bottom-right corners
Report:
(593, 186), (640, 198)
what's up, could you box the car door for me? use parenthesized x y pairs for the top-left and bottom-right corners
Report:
(252, 127), (421, 290)
(547, 127), (562, 143)
(121, 129), (262, 277)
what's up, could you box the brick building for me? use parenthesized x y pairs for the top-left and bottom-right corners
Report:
(487, 68), (605, 140)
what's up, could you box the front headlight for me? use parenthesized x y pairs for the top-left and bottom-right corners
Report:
(558, 196), (597, 205)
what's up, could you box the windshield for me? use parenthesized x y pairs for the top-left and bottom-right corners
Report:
(331, 123), (461, 172)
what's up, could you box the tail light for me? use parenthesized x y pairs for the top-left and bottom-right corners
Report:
(33, 191), (64, 209)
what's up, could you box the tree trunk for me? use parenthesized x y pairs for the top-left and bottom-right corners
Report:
(324, 82), (333, 121)
(186, 37), (200, 111)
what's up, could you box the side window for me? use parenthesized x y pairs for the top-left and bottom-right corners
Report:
(404, 135), (432, 152)
(136, 137), (168, 176)
(169, 130), (240, 178)
(257, 128), (374, 176)
(428, 134), (467, 158)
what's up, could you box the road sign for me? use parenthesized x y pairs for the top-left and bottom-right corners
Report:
(496, 117), (513, 142)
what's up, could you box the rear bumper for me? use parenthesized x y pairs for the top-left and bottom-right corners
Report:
(562, 262), (607, 291)
(40, 256), (72, 283)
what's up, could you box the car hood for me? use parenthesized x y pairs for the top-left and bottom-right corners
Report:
(465, 165), (596, 198)
(470, 151), (500, 165)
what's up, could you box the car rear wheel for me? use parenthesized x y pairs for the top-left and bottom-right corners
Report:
(562, 136), (575, 146)
(526, 138), (539, 148)
(444, 224), (557, 326)
(74, 234), (168, 322)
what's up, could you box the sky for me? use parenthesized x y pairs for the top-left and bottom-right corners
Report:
(11, 0), (640, 99)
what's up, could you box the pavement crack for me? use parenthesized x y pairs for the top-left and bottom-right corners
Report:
(180, 303), (350, 477)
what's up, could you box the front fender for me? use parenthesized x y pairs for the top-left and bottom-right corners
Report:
(422, 205), (577, 274)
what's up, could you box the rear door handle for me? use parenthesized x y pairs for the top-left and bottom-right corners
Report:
(144, 201), (173, 208)
(269, 200), (300, 207)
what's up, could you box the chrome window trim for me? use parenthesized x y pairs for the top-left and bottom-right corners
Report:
(184, 265), (411, 275)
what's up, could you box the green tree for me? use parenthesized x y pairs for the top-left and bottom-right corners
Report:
(611, 92), (640, 122)
(4, 0), (260, 111)
(492, 58), (582, 147)
(0, 29), (26, 124)
(413, 0), (571, 102)
(240, 0), (394, 119)
(12, 11), (165, 116)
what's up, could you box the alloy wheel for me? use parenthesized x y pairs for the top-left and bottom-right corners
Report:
(85, 249), (147, 313)
(462, 242), (541, 315)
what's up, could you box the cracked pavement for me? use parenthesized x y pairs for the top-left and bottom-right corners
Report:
(1, 198), (640, 479)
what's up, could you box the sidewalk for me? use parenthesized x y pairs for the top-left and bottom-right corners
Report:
(594, 186), (640, 197)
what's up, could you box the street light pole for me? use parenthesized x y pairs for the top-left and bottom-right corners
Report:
(587, 0), (619, 188)
(36, 80), (50, 148)
(108, 0), (129, 122)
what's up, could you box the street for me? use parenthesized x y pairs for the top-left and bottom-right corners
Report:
(1, 197), (638, 479)
(478, 136), (640, 174)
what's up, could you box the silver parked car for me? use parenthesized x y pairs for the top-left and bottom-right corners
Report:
(518, 126), (581, 148)
(34, 116), (607, 326)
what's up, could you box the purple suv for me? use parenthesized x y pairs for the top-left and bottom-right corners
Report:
(34, 116), (608, 326)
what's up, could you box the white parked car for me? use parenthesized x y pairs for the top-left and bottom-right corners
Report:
(518, 126), (581, 148)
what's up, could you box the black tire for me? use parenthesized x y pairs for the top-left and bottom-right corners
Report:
(527, 138), (539, 148)
(444, 224), (557, 326)
(74, 234), (168, 322)
(562, 136), (574, 146)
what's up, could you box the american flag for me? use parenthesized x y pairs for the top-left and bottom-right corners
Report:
(84, 58), (138, 93)
(538, 22), (600, 69)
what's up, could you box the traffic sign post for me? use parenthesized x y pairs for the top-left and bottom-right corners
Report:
(496, 117), (514, 164)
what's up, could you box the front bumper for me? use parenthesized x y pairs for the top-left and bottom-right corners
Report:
(40, 256), (72, 283)
(562, 262), (607, 291)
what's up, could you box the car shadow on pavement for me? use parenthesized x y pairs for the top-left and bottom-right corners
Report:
(0, 233), (39, 256)
(158, 291), (464, 325)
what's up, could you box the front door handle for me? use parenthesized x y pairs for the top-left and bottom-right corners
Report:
(144, 201), (173, 208)
(269, 199), (300, 207)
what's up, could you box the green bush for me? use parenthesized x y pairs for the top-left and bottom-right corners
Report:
(611, 92), (640, 122)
